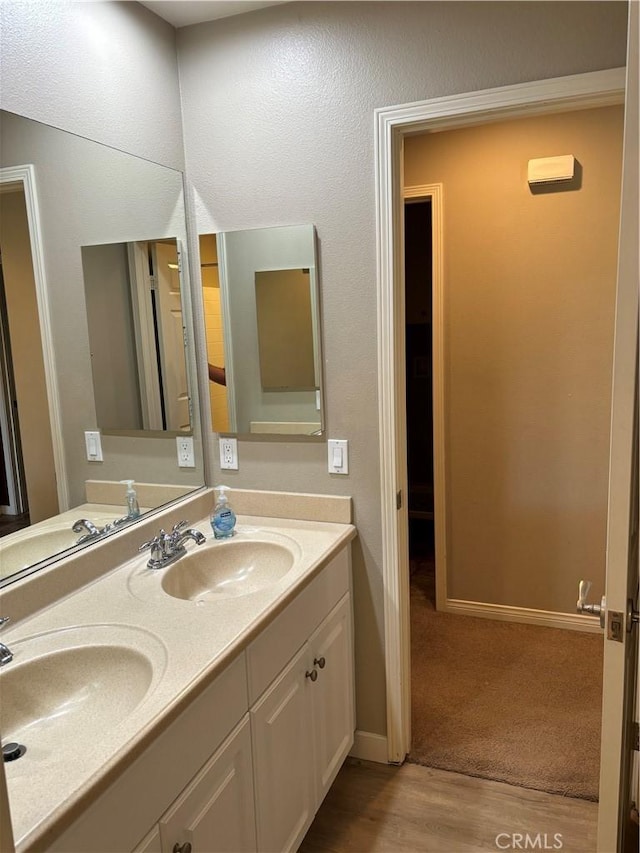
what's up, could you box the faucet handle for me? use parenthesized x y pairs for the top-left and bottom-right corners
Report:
(0, 616), (10, 629)
(170, 520), (189, 536)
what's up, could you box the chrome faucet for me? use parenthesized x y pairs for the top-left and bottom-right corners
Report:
(72, 518), (104, 544)
(139, 521), (206, 570)
(0, 616), (13, 666)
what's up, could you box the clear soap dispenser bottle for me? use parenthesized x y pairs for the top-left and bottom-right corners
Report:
(211, 485), (236, 539)
(121, 479), (141, 519)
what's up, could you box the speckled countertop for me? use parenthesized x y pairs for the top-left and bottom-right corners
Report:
(0, 503), (146, 582)
(1, 512), (356, 851)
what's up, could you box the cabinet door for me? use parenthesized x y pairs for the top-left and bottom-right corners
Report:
(309, 593), (355, 804)
(159, 716), (256, 853)
(251, 644), (314, 853)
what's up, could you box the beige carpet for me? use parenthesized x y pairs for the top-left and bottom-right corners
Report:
(409, 559), (603, 800)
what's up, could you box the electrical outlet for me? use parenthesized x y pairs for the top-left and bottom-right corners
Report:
(220, 437), (238, 470)
(176, 435), (195, 468)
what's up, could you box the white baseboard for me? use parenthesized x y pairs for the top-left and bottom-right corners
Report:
(349, 730), (389, 764)
(445, 598), (601, 633)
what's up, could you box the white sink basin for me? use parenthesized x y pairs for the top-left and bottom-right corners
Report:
(0, 625), (167, 765)
(161, 539), (296, 601)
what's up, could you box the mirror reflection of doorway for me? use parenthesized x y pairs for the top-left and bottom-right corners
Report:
(81, 238), (191, 434)
(0, 182), (58, 529)
(0, 260), (28, 531)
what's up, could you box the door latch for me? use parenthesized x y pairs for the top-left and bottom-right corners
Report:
(606, 609), (625, 643)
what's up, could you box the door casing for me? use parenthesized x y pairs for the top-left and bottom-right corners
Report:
(374, 66), (630, 847)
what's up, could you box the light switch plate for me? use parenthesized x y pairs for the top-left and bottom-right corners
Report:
(84, 430), (103, 462)
(328, 439), (348, 474)
(220, 437), (238, 470)
(176, 436), (195, 468)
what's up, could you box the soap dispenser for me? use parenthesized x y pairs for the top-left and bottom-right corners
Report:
(121, 480), (141, 519)
(211, 485), (236, 539)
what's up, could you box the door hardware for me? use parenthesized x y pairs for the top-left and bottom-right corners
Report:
(606, 610), (624, 643)
(627, 598), (639, 632)
(576, 580), (605, 629)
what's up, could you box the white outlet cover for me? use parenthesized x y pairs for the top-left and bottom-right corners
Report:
(220, 437), (238, 470)
(176, 435), (195, 468)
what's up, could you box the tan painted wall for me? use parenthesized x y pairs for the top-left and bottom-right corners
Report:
(255, 268), (315, 390)
(404, 105), (624, 612)
(0, 189), (59, 522)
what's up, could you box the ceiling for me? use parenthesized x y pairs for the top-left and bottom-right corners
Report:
(140, 1), (288, 28)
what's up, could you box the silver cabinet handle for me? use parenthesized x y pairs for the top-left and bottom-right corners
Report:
(173, 843), (192, 853)
(305, 669), (318, 682)
(313, 656), (326, 669)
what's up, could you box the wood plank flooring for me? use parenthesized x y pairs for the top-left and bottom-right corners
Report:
(300, 759), (598, 853)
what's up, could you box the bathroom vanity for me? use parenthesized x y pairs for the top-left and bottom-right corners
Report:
(0, 489), (356, 853)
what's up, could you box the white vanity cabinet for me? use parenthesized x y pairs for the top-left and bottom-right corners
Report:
(251, 594), (354, 853)
(45, 545), (353, 853)
(248, 547), (355, 853)
(158, 717), (256, 853)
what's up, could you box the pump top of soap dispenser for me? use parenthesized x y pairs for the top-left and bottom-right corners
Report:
(120, 479), (141, 519)
(215, 485), (229, 504)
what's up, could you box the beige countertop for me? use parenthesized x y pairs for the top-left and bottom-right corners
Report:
(1, 512), (356, 851)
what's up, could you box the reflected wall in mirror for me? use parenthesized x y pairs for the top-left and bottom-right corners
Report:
(82, 238), (190, 434)
(199, 224), (324, 437)
(0, 110), (204, 587)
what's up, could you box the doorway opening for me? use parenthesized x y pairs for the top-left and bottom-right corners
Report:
(401, 103), (625, 804)
(404, 198), (435, 595)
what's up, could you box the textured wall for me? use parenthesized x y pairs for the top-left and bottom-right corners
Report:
(177, 2), (628, 737)
(405, 105), (624, 614)
(0, 0), (184, 169)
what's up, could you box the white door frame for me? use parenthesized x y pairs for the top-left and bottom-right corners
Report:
(375, 67), (626, 767)
(0, 165), (69, 511)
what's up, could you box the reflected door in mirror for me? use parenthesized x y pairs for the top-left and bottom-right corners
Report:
(82, 238), (190, 434)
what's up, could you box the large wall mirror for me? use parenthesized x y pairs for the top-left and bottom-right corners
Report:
(0, 110), (204, 587)
(199, 224), (324, 436)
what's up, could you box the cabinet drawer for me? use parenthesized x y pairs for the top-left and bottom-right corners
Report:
(247, 547), (350, 704)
